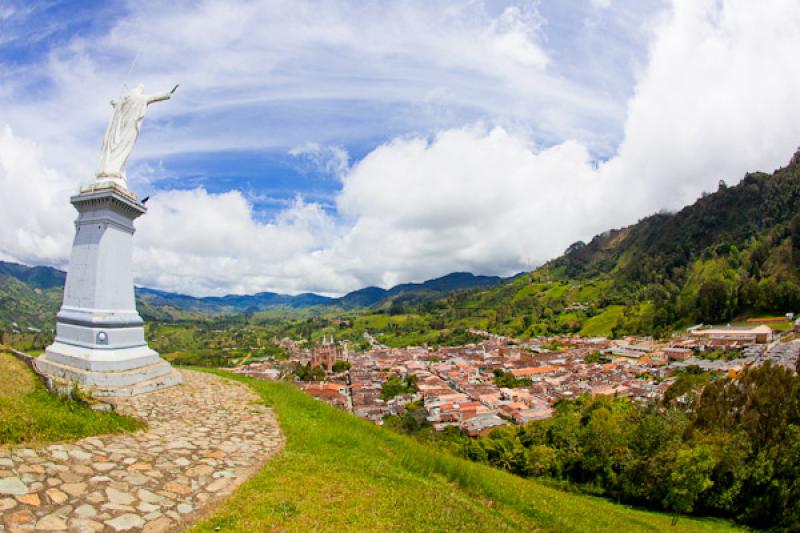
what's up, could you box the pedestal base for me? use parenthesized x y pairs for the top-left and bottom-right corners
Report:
(40, 184), (181, 397)
(35, 347), (182, 397)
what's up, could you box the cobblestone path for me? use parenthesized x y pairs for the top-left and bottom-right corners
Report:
(1, 370), (284, 532)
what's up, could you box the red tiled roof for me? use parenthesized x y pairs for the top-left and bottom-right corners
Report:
(510, 366), (559, 377)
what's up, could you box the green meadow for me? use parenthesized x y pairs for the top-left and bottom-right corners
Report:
(189, 372), (738, 533)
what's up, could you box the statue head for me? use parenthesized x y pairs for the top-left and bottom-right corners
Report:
(132, 83), (145, 95)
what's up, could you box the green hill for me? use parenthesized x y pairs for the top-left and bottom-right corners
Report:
(0, 351), (143, 445)
(417, 149), (800, 339)
(0, 262), (64, 332)
(188, 371), (737, 533)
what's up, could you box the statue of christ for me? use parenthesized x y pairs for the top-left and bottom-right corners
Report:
(96, 83), (178, 187)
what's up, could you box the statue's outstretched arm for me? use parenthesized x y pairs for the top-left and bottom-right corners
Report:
(147, 85), (179, 104)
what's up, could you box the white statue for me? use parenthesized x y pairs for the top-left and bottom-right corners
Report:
(96, 83), (178, 188)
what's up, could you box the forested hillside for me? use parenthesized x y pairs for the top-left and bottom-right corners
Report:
(422, 149), (800, 338)
(551, 149), (800, 322)
(0, 262), (64, 333)
(382, 361), (800, 530)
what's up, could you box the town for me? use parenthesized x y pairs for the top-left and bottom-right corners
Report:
(233, 318), (800, 436)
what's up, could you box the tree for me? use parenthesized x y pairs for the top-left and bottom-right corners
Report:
(580, 405), (628, 486)
(483, 429), (527, 475)
(525, 444), (558, 477)
(493, 369), (531, 389)
(584, 351), (602, 364)
(384, 411), (423, 434)
(565, 241), (586, 255)
(293, 362), (326, 381)
(696, 279), (729, 323)
(452, 363), (800, 530)
(388, 303), (406, 316)
(380, 375), (418, 401)
(662, 367), (711, 409)
(791, 213), (800, 261)
(331, 360), (351, 373)
(663, 445), (716, 524)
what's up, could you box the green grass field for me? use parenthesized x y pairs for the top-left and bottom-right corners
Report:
(580, 305), (625, 337)
(0, 352), (144, 445)
(189, 372), (738, 533)
(511, 281), (549, 302)
(733, 319), (794, 332)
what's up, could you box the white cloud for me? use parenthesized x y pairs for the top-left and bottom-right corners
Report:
(319, 0), (800, 290)
(132, 126), (607, 295)
(591, 0), (613, 9)
(0, 0), (617, 160)
(330, 127), (607, 286)
(0, 126), (74, 266)
(486, 5), (549, 69)
(289, 143), (350, 179)
(134, 189), (342, 295)
(1, 0), (799, 297)
(605, 0), (800, 211)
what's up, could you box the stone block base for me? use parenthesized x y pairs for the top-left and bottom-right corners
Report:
(35, 352), (182, 398)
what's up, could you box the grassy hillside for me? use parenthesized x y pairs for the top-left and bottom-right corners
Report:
(365, 149), (800, 341)
(0, 351), (144, 445)
(188, 371), (737, 533)
(540, 150), (800, 333)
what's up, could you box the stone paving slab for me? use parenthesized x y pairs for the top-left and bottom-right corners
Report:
(0, 370), (284, 532)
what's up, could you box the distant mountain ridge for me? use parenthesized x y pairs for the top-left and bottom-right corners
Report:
(0, 262), (65, 290)
(342, 272), (506, 307)
(136, 271), (505, 315)
(0, 261), (507, 330)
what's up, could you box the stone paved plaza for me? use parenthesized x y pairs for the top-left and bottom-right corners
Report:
(0, 370), (284, 532)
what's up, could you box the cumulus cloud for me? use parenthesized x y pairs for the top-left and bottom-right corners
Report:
(486, 5), (549, 69)
(134, 189), (342, 295)
(606, 0), (800, 211)
(1, 0), (799, 296)
(330, 127), (606, 287)
(0, 126), (74, 265)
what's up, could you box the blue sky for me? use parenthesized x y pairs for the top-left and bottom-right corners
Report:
(1, 0), (799, 296)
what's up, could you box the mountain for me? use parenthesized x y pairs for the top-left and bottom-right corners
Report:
(338, 272), (505, 308)
(338, 286), (388, 308)
(135, 271), (505, 316)
(136, 287), (336, 316)
(0, 262), (65, 290)
(0, 263), (65, 332)
(204, 291), (335, 310)
(0, 261), (506, 331)
(387, 272), (504, 300)
(430, 149), (800, 338)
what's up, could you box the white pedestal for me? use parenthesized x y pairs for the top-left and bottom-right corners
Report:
(36, 183), (181, 397)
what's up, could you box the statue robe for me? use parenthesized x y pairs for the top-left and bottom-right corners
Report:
(96, 88), (170, 181)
